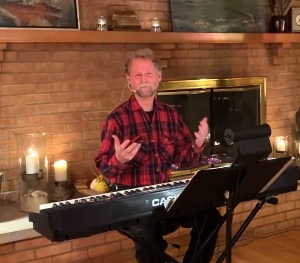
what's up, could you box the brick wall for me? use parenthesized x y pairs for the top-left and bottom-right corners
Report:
(1, 0), (300, 263)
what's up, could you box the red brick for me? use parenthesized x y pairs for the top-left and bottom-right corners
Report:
(0, 243), (13, 255)
(26, 258), (52, 263)
(47, 144), (70, 155)
(0, 43), (6, 49)
(1, 180), (18, 192)
(51, 92), (82, 102)
(52, 113), (82, 123)
(72, 234), (105, 249)
(0, 95), (18, 106)
(18, 51), (50, 61)
(52, 250), (87, 263)
(14, 237), (51, 251)
(4, 169), (18, 181)
(52, 132), (83, 144)
(82, 111), (108, 121)
(88, 242), (120, 258)
(36, 242), (71, 259)
(67, 121), (98, 132)
(1, 84), (36, 95)
(54, 151), (84, 162)
(70, 140), (99, 150)
(2, 63), (35, 73)
(36, 83), (68, 93)
(0, 250), (35, 263)
(18, 94), (51, 105)
(83, 130), (100, 140)
(69, 102), (98, 112)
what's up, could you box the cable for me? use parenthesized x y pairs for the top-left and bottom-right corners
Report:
(109, 82), (127, 113)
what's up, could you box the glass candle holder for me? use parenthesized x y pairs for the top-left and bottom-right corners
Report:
(14, 132), (50, 212)
(96, 16), (107, 31)
(294, 140), (300, 164)
(151, 18), (161, 32)
(274, 136), (288, 157)
(49, 160), (71, 202)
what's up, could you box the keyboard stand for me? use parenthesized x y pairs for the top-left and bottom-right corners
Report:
(118, 228), (181, 263)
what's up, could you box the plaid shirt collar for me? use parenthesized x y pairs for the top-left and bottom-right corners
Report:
(128, 94), (163, 112)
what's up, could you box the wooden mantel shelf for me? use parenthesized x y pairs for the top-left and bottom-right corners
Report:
(1, 29), (300, 44)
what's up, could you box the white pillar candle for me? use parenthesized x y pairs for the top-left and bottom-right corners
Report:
(54, 160), (68, 182)
(276, 139), (286, 152)
(25, 150), (39, 174)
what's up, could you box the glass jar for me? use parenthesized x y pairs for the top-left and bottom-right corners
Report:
(151, 18), (161, 32)
(97, 16), (108, 31)
(14, 132), (50, 212)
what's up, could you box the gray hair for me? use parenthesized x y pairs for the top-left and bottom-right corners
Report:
(124, 48), (162, 75)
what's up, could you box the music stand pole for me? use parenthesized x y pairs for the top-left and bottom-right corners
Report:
(224, 190), (233, 263)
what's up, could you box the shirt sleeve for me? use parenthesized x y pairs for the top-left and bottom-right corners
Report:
(173, 113), (205, 169)
(94, 118), (131, 179)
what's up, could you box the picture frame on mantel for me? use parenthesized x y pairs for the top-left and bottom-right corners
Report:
(169, 0), (265, 33)
(0, 0), (80, 30)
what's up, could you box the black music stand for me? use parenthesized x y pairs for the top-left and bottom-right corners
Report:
(167, 123), (295, 263)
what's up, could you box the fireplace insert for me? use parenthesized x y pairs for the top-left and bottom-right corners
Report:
(158, 77), (266, 158)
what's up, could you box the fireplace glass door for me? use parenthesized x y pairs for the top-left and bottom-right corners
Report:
(158, 86), (260, 157)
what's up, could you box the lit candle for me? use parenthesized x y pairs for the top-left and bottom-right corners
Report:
(151, 18), (161, 32)
(276, 139), (286, 152)
(152, 18), (160, 27)
(25, 149), (39, 174)
(98, 17), (106, 25)
(54, 160), (68, 182)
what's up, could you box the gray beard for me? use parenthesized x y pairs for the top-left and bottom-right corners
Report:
(135, 89), (156, 98)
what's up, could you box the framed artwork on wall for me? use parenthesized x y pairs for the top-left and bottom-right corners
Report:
(169, 0), (266, 33)
(0, 0), (80, 30)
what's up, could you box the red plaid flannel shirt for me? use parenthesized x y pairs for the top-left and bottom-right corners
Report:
(95, 94), (205, 187)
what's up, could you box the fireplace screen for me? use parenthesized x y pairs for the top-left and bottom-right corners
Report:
(158, 77), (266, 158)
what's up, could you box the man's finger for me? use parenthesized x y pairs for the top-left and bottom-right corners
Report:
(199, 119), (208, 128)
(125, 142), (139, 153)
(130, 144), (141, 156)
(119, 139), (131, 150)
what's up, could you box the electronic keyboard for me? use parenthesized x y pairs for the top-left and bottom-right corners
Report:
(29, 164), (299, 242)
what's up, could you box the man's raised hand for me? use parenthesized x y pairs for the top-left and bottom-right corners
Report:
(112, 135), (141, 164)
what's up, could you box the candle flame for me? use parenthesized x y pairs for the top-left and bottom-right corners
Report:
(28, 148), (37, 157)
(55, 160), (66, 165)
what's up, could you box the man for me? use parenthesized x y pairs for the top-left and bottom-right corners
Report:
(95, 48), (220, 263)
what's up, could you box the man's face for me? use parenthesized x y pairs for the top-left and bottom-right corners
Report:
(127, 58), (161, 99)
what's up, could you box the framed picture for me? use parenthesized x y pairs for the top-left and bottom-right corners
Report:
(169, 0), (266, 33)
(0, 0), (80, 29)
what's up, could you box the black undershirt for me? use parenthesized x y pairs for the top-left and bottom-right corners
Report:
(146, 110), (153, 124)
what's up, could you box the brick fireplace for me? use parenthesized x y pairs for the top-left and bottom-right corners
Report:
(0, 0), (300, 263)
